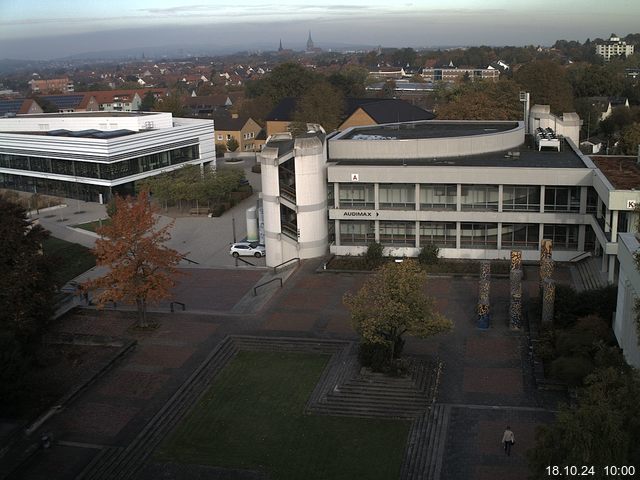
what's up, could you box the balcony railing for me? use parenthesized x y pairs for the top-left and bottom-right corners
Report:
(280, 184), (296, 203)
(282, 221), (298, 240)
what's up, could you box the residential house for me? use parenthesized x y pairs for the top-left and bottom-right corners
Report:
(214, 114), (263, 152)
(37, 94), (99, 113)
(29, 77), (74, 94)
(587, 96), (630, 121)
(421, 63), (500, 83)
(0, 98), (44, 117)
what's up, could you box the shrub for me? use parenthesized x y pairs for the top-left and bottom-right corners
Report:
(550, 355), (594, 386)
(0, 337), (32, 410)
(418, 244), (439, 265)
(358, 342), (390, 372)
(226, 137), (239, 152)
(553, 285), (618, 328)
(363, 242), (384, 269)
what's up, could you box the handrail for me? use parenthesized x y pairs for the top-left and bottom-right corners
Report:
(273, 257), (300, 274)
(568, 251), (592, 263)
(253, 277), (283, 296)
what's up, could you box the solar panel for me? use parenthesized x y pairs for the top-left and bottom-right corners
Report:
(41, 95), (84, 109)
(0, 100), (24, 115)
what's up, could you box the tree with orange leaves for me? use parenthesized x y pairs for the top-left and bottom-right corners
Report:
(84, 190), (183, 327)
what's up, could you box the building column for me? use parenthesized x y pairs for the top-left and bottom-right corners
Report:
(456, 184), (462, 212)
(415, 221), (421, 248)
(578, 224), (586, 251)
(539, 223), (545, 245)
(374, 183), (380, 210)
(597, 199), (603, 220)
(608, 255), (616, 284)
(334, 220), (340, 246)
(498, 185), (503, 213)
(415, 184), (420, 211)
(333, 183), (339, 208)
(611, 210), (619, 242)
(539, 185), (545, 213)
(497, 222), (503, 250)
(604, 208), (610, 233)
(602, 252), (608, 273)
(375, 220), (380, 243)
(456, 221), (461, 249)
(579, 186), (588, 214)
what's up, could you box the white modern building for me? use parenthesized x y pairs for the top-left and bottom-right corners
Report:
(0, 111), (215, 202)
(613, 233), (640, 368)
(596, 34), (635, 61)
(259, 106), (640, 285)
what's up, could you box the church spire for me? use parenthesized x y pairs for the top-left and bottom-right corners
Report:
(278, 39), (283, 52)
(306, 30), (314, 51)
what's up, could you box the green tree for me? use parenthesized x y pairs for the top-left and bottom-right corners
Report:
(344, 260), (452, 361)
(139, 90), (156, 111)
(293, 81), (345, 132)
(251, 62), (319, 105)
(618, 123), (640, 155)
(226, 136), (239, 152)
(0, 195), (55, 344)
(436, 79), (522, 120)
(381, 79), (396, 98)
(528, 366), (640, 477)
(155, 88), (186, 117)
(514, 60), (575, 114)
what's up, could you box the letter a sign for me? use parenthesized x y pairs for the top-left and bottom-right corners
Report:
(351, 173), (359, 182)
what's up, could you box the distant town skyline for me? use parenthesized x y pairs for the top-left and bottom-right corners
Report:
(1, 0), (639, 60)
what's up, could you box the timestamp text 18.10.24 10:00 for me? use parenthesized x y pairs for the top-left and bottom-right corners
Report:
(546, 465), (636, 476)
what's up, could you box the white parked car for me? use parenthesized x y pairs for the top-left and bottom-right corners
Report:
(229, 242), (266, 258)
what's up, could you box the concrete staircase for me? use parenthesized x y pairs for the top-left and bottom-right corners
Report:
(571, 257), (608, 292)
(399, 404), (451, 480)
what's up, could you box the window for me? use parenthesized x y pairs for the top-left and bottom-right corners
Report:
(460, 223), (498, 248)
(73, 161), (100, 179)
(544, 186), (580, 212)
(461, 185), (499, 211)
(379, 221), (415, 246)
(543, 224), (578, 249)
(340, 221), (375, 245)
(502, 186), (540, 211)
(586, 187), (598, 214)
(420, 222), (456, 247)
(501, 223), (539, 249)
(379, 183), (415, 209)
(50, 158), (74, 176)
(420, 184), (456, 210)
(339, 184), (374, 209)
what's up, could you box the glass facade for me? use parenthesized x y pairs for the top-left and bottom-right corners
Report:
(461, 185), (499, 211)
(544, 186), (580, 212)
(460, 223), (498, 248)
(339, 184), (374, 209)
(420, 222), (456, 247)
(379, 183), (415, 209)
(543, 224), (579, 249)
(502, 186), (540, 211)
(0, 145), (198, 181)
(0, 172), (111, 202)
(420, 184), (456, 210)
(501, 223), (539, 249)
(379, 221), (416, 246)
(339, 220), (375, 245)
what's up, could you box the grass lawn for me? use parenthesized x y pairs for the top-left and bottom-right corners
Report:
(157, 351), (410, 480)
(73, 218), (111, 233)
(43, 237), (96, 286)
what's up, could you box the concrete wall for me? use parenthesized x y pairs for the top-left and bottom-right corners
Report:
(529, 105), (581, 146)
(614, 233), (640, 368)
(329, 121), (524, 159)
(0, 111), (174, 132)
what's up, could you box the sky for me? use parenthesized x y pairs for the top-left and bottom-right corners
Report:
(0, 0), (639, 60)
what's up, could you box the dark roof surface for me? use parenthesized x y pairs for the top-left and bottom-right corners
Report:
(331, 138), (586, 169)
(40, 94), (86, 109)
(342, 121), (517, 140)
(0, 99), (25, 116)
(591, 156), (640, 190)
(354, 99), (435, 124)
(214, 115), (249, 131)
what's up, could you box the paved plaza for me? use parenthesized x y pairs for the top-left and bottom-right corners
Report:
(2, 256), (567, 480)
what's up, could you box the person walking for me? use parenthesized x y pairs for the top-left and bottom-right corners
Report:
(502, 426), (515, 456)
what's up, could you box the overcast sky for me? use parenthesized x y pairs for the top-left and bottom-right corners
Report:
(1, 0), (638, 60)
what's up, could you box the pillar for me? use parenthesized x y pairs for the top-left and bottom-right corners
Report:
(541, 278), (556, 323)
(477, 261), (491, 329)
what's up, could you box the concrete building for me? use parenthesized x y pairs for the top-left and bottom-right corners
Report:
(596, 34), (635, 61)
(0, 111), (215, 203)
(613, 232), (640, 368)
(421, 64), (499, 83)
(258, 106), (640, 287)
(29, 77), (74, 94)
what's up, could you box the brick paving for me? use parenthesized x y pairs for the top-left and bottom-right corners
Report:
(7, 262), (574, 480)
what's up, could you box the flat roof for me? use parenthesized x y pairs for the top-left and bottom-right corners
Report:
(591, 156), (640, 189)
(331, 138), (586, 169)
(17, 111), (161, 118)
(341, 121), (519, 140)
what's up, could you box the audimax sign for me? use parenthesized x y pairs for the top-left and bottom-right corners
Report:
(343, 211), (379, 217)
